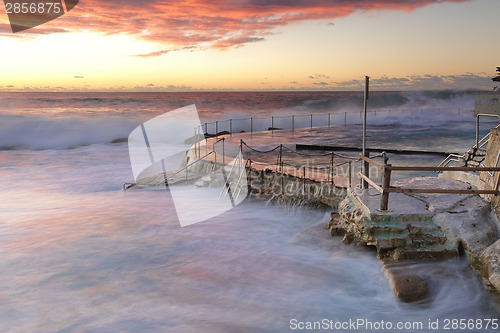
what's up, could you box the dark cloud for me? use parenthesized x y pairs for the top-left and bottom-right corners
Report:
(333, 73), (491, 90)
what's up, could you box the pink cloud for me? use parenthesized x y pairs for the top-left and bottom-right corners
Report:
(2, 0), (468, 51)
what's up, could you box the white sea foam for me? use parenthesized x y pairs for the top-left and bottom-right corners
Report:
(0, 114), (139, 150)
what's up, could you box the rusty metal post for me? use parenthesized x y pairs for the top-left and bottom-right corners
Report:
(303, 166), (306, 195)
(380, 152), (391, 212)
(292, 115), (295, 132)
(362, 151), (370, 189)
(348, 161), (352, 188)
(330, 152), (334, 185)
(362, 75), (370, 189)
(248, 159), (252, 186)
(281, 162), (284, 194)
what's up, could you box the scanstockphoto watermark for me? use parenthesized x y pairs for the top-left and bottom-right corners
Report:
(3, 0), (78, 32)
(127, 105), (248, 227)
(126, 104), (379, 226)
(289, 318), (499, 331)
(249, 162), (380, 197)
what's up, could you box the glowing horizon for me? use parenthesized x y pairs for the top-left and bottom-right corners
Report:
(0, 0), (499, 92)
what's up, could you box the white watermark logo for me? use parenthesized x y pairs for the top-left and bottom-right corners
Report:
(127, 105), (248, 227)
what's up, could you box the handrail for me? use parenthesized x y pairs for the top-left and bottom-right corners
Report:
(212, 137), (225, 165)
(476, 114), (500, 149)
(232, 159), (252, 201)
(359, 153), (500, 212)
(199, 108), (470, 136)
(123, 151), (216, 190)
(219, 151), (243, 197)
(437, 154), (464, 168)
(221, 159), (251, 200)
(438, 117), (500, 169)
(167, 151), (215, 181)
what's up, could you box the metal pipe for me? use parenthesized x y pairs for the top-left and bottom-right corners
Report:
(362, 75), (369, 189)
(348, 161), (352, 188)
(476, 113), (500, 149)
(330, 152), (334, 185)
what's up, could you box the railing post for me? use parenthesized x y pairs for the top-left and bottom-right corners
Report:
(310, 114), (313, 128)
(279, 144), (283, 170)
(216, 121), (219, 137)
(222, 138), (225, 165)
(272, 116), (274, 133)
(328, 113), (331, 127)
(476, 114), (479, 149)
(348, 161), (352, 188)
(362, 151), (370, 189)
(344, 112), (347, 126)
(380, 152), (391, 212)
(249, 159), (252, 186)
(250, 117), (253, 134)
(330, 152), (334, 185)
(281, 161), (284, 194)
(303, 166), (306, 195)
(230, 118), (233, 136)
(292, 115), (295, 132)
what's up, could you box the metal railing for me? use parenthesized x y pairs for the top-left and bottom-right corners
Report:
(123, 150), (217, 190)
(438, 114), (500, 168)
(476, 114), (500, 150)
(359, 153), (500, 212)
(199, 108), (470, 137)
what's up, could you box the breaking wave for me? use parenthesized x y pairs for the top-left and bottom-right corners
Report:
(0, 114), (139, 150)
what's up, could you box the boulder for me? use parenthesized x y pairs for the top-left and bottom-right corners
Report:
(483, 240), (500, 293)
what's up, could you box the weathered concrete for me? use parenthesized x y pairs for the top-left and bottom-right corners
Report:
(333, 175), (500, 297)
(248, 168), (346, 208)
(383, 263), (429, 303)
(479, 128), (500, 216)
(476, 127), (500, 294)
(333, 178), (462, 262)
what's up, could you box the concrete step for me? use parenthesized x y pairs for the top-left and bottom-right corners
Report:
(390, 245), (458, 261)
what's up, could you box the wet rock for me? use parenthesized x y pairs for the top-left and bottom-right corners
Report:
(482, 240), (500, 293)
(385, 265), (429, 303)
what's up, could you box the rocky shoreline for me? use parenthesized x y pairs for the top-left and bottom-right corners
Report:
(328, 176), (500, 303)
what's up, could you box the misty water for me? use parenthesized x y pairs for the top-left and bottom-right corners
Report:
(0, 91), (498, 332)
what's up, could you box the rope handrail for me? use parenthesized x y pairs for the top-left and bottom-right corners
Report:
(241, 141), (281, 153)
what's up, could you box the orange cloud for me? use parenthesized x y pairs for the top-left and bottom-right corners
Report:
(3, 0), (468, 51)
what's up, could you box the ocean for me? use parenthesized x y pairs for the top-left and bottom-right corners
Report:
(0, 91), (498, 332)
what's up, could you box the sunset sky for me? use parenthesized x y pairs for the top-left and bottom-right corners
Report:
(0, 0), (499, 91)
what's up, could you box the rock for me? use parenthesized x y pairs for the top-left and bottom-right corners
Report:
(434, 196), (499, 271)
(342, 233), (354, 244)
(385, 265), (429, 303)
(392, 275), (428, 303)
(482, 240), (500, 292)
